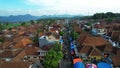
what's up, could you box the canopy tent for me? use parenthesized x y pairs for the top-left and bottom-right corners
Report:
(97, 62), (112, 68)
(73, 58), (83, 64)
(70, 43), (75, 49)
(86, 64), (97, 68)
(74, 62), (85, 68)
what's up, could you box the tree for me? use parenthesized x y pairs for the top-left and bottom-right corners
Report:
(70, 30), (79, 40)
(53, 42), (62, 52)
(21, 22), (26, 26)
(93, 13), (106, 19)
(59, 30), (65, 36)
(43, 43), (63, 68)
(30, 20), (35, 25)
(106, 12), (115, 18)
(106, 18), (113, 23)
(0, 24), (4, 31)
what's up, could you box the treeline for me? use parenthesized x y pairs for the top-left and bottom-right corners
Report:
(92, 12), (120, 19)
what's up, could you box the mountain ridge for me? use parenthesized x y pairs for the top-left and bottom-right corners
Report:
(0, 14), (83, 23)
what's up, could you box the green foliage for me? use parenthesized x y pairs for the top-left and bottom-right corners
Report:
(37, 29), (43, 34)
(43, 43), (63, 68)
(0, 37), (4, 43)
(53, 42), (62, 52)
(92, 12), (120, 19)
(30, 20), (35, 25)
(21, 22), (26, 26)
(85, 22), (92, 26)
(31, 36), (38, 43)
(70, 30), (79, 40)
(0, 24), (4, 31)
(59, 30), (65, 36)
(106, 18), (113, 23)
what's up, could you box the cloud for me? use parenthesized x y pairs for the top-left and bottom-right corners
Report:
(1, 0), (120, 16)
(25, 0), (120, 15)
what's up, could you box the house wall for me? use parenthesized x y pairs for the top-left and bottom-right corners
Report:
(89, 56), (101, 60)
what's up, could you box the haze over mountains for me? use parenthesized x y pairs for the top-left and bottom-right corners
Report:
(0, 14), (82, 23)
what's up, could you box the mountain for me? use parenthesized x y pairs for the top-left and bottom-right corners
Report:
(0, 14), (83, 23)
(0, 14), (40, 23)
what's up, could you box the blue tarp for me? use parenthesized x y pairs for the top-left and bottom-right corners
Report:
(97, 62), (112, 68)
(70, 43), (75, 49)
(59, 39), (63, 43)
(74, 62), (85, 68)
(69, 36), (73, 42)
(71, 45), (75, 49)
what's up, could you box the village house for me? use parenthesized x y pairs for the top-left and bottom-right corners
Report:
(77, 31), (112, 61)
(0, 37), (32, 61)
(91, 23), (106, 36)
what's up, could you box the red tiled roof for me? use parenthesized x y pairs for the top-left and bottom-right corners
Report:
(73, 26), (82, 33)
(13, 38), (32, 48)
(112, 47), (118, 55)
(25, 46), (39, 55)
(1, 42), (11, 49)
(111, 31), (120, 42)
(89, 49), (101, 56)
(103, 44), (113, 53)
(0, 49), (21, 58)
(52, 23), (62, 28)
(0, 62), (31, 68)
(79, 46), (93, 55)
(77, 32), (89, 44)
(112, 55), (120, 66)
(96, 45), (106, 52)
(50, 28), (58, 32)
(82, 36), (107, 46)
(117, 48), (120, 56)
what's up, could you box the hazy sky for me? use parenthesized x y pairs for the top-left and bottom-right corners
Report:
(0, 0), (120, 16)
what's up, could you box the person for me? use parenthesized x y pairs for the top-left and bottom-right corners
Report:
(92, 57), (97, 64)
(103, 53), (112, 65)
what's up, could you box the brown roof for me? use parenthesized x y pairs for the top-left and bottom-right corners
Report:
(112, 56), (120, 66)
(112, 47), (120, 56)
(1, 42), (11, 49)
(111, 31), (120, 42)
(79, 46), (93, 55)
(73, 26), (82, 33)
(13, 38), (32, 48)
(96, 45), (106, 52)
(103, 44), (113, 53)
(112, 24), (120, 30)
(42, 45), (52, 51)
(117, 48), (120, 56)
(112, 47), (118, 55)
(94, 24), (104, 29)
(25, 46), (39, 55)
(0, 62), (31, 68)
(50, 28), (58, 32)
(77, 32), (89, 44)
(52, 23), (62, 28)
(82, 36), (107, 46)
(89, 49), (101, 56)
(0, 49), (21, 58)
